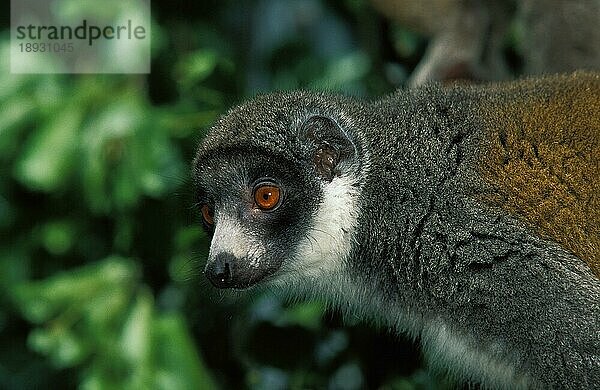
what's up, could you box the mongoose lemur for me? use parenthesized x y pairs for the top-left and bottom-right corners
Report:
(193, 72), (600, 389)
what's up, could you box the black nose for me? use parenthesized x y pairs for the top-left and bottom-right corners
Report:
(205, 252), (236, 288)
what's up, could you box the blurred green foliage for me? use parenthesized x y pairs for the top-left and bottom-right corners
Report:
(13, 257), (214, 389)
(0, 0), (450, 389)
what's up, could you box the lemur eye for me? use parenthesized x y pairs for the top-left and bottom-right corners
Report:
(201, 204), (214, 225)
(253, 183), (281, 210)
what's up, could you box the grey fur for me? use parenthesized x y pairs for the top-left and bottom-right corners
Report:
(193, 83), (600, 389)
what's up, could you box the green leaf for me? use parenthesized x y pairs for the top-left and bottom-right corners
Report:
(13, 106), (82, 192)
(121, 288), (154, 389)
(176, 50), (219, 87)
(14, 257), (138, 324)
(29, 327), (89, 368)
(0, 97), (36, 158)
(40, 220), (76, 256)
(153, 314), (217, 390)
(80, 92), (184, 213)
(276, 301), (325, 331)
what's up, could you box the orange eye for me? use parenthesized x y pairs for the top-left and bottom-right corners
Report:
(254, 184), (281, 210)
(201, 205), (214, 225)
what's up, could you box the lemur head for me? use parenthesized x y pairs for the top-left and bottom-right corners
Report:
(193, 92), (367, 290)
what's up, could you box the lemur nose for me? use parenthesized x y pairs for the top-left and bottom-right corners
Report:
(205, 252), (235, 288)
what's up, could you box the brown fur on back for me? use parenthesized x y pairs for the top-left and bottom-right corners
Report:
(476, 72), (600, 277)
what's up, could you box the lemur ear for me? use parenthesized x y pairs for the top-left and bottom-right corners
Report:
(301, 115), (356, 181)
